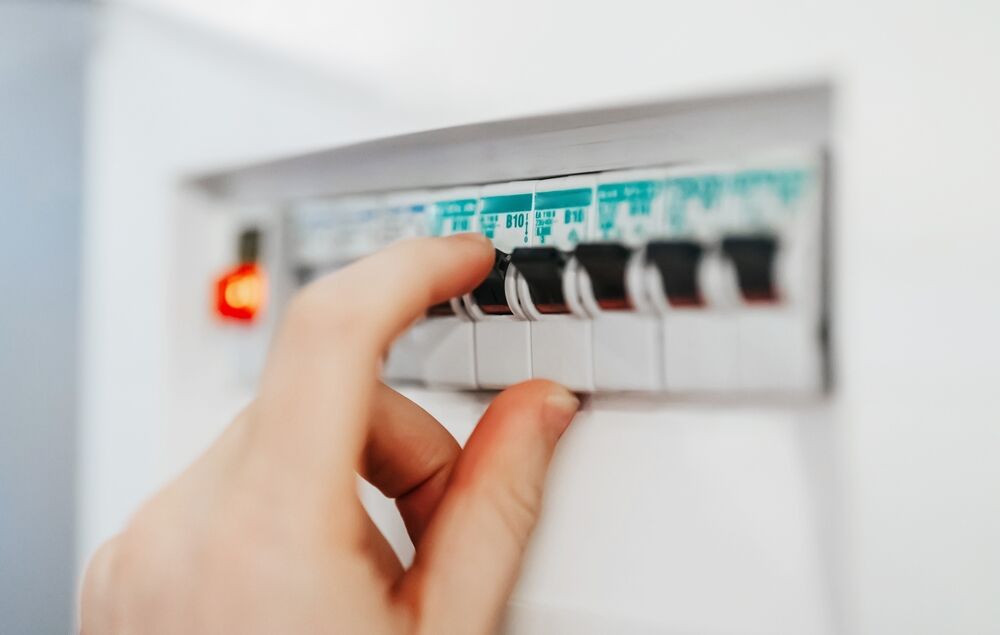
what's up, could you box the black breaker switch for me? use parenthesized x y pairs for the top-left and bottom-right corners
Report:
(645, 240), (705, 307)
(721, 235), (780, 303)
(511, 247), (569, 314)
(427, 301), (455, 317)
(574, 243), (632, 310)
(471, 248), (514, 315)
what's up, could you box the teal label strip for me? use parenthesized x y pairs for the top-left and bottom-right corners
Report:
(728, 168), (812, 228)
(429, 198), (477, 236)
(663, 175), (725, 232)
(597, 181), (661, 206)
(435, 198), (477, 217)
(480, 193), (533, 214)
(479, 192), (532, 248)
(596, 180), (661, 239)
(535, 188), (592, 210)
(533, 188), (592, 247)
(729, 169), (809, 205)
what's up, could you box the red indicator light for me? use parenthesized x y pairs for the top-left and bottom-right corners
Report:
(214, 263), (265, 322)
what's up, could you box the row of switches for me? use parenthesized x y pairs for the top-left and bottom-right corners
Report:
(286, 153), (827, 396)
(383, 234), (823, 394)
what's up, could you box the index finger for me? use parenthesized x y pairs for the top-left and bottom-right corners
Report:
(248, 233), (493, 516)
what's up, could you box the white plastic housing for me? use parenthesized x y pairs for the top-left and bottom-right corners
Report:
(527, 319), (592, 391)
(594, 168), (668, 246)
(380, 190), (431, 383)
(523, 175), (597, 391)
(419, 301), (478, 389)
(580, 248), (663, 391)
(464, 263), (532, 388)
(733, 236), (823, 394)
(517, 261), (594, 392)
(411, 187), (482, 388)
(726, 152), (824, 394)
(735, 306), (821, 393)
(648, 249), (741, 394)
(468, 181), (535, 388)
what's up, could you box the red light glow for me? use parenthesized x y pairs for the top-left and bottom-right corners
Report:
(214, 263), (265, 322)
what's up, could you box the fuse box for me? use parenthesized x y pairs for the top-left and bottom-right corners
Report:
(202, 86), (831, 399)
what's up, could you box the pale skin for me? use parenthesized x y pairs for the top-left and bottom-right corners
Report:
(79, 233), (580, 634)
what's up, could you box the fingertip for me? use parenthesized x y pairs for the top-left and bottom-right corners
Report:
(440, 232), (494, 268)
(446, 231), (492, 247)
(540, 387), (581, 437)
(488, 379), (580, 439)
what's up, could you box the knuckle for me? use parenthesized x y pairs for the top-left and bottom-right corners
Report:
(435, 441), (463, 472)
(414, 435), (461, 480)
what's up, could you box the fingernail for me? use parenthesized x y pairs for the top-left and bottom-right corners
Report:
(542, 388), (581, 435)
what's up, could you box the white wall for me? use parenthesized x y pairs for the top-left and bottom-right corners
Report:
(83, 2), (1000, 633)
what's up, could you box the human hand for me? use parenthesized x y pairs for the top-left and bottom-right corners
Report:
(80, 233), (580, 634)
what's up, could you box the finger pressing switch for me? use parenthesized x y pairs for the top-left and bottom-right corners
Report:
(411, 187), (480, 389)
(468, 179), (536, 389)
(383, 186), (478, 388)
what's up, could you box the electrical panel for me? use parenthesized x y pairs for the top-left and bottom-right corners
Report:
(285, 150), (828, 397)
(200, 87), (832, 398)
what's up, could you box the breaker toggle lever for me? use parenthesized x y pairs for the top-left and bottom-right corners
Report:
(644, 239), (738, 393)
(510, 247), (570, 314)
(470, 248), (515, 315)
(427, 301), (456, 317)
(573, 243), (633, 311)
(645, 240), (706, 307)
(721, 235), (780, 303)
(511, 246), (593, 390)
(463, 247), (532, 388)
(573, 241), (663, 391)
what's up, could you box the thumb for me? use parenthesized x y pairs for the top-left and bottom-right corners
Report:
(396, 380), (580, 635)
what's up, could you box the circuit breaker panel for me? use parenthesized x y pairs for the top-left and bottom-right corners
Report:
(285, 151), (827, 396)
(203, 86), (832, 398)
